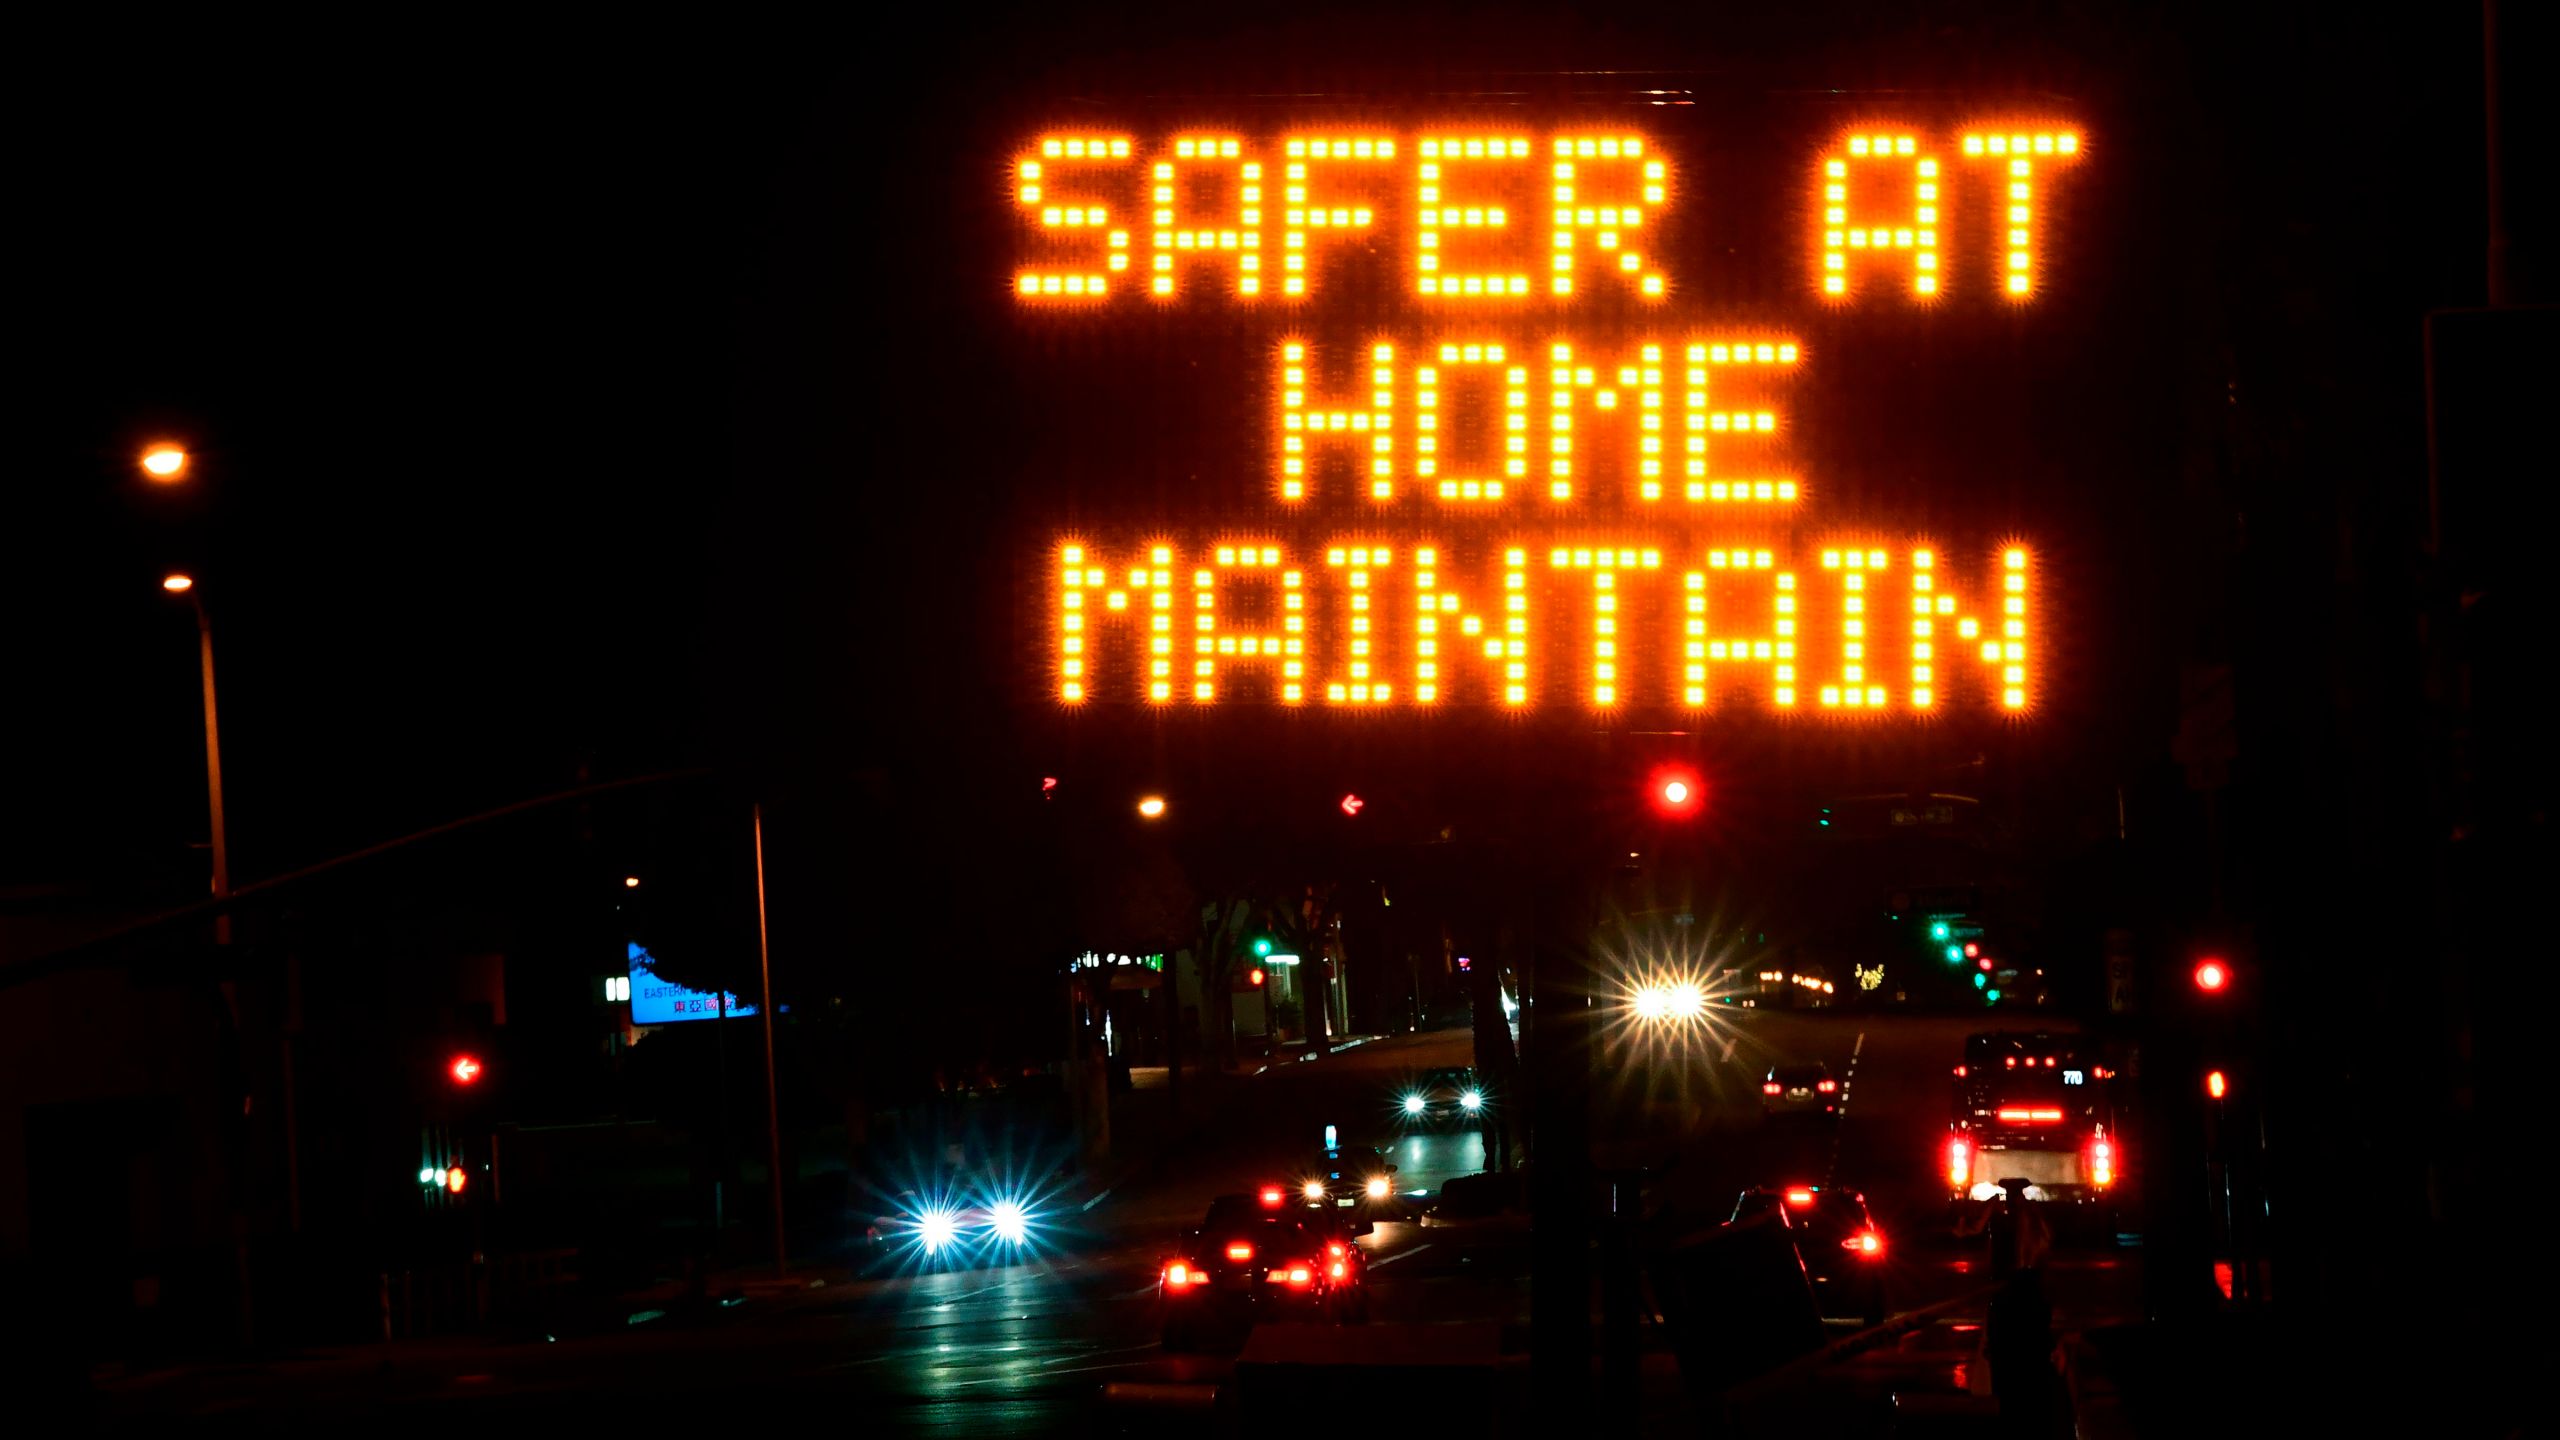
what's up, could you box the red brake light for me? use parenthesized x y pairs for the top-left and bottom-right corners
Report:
(1165, 1262), (1194, 1288)
(1326, 1242), (1344, 1257)
(1226, 1242), (1254, 1261)
(1816, 1079), (1837, 1093)
(1842, 1231), (1883, 1257)
(2004, 1056), (2016, 1068)
(1286, 1265), (1313, 1287)
(1763, 1081), (1782, 1095)
(1953, 1065), (1966, 1078)
(1258, 1186), (1283, 1207)
(1329, 1261), (1347, 1279)
(1784, 1187), (1815, 1208)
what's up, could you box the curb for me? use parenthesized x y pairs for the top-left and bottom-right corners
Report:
(2061, 1334), (2139, 1440)
(1721, 1282), (2001, 1408)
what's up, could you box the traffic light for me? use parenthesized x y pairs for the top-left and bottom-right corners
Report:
(1252, 937), (1274, 958)
(1944, 945), (1964, 963)
(2206, 1069), (2228, 1099)
(2193, 957), (2230, 993)
(1648, 766), (1704, 818)
(1249, 967), (1266, 987)
(1930, 922), (1952, 941)
(448, 1053), (484, 1086)
(1338, 792), (1365, 817)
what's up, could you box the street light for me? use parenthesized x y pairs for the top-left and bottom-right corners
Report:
(2193, 958), (2230, 993)
(140, 443), (189, 481)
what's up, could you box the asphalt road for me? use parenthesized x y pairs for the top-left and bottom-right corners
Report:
(91, 1013), (2141, 1435)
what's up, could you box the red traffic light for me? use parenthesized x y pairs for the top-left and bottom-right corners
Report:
(2206, 1069), (2228, 1099)
(1339, 793), (1365, 817)
(1963, 942), (1979, 958)
(449, 1054), (483, 1085)
(1249, 967), (1265, 987)
(2194, 958), (2230, 992)
(1649, 766), (1704, 817)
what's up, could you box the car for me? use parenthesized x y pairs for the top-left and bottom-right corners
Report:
(1159, 1191), (1371, 1349)
(1732, 1183), (1886, 1325)
(866, 1176), (1043, 1266)
(1395, 1066), (1489, 1128)
(1762, 1063), (1839, 1118)
(1291, 1147), (1401, 1212)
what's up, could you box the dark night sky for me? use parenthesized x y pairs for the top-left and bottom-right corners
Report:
(9, 4), (2518, 1029)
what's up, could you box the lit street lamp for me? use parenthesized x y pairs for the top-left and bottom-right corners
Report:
(140, 443), (190, 481)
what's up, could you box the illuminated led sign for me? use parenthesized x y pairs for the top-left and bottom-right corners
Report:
(1020, 121), (2082, 714)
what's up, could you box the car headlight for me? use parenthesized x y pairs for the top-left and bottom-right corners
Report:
(918, 1209), (958, 1252)
(1403, 1094), (1426, 1115)
(1303, 1180), (1327, 1201)
(990, 1199), (1029, 1244)
(1460, 1090), (1483, 1111)
(1365, 1176), (1391, 1199)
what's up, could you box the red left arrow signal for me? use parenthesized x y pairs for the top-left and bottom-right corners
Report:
(1339, 794), (1365, 817)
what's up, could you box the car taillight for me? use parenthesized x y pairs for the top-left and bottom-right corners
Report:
(1784, 1187), (1815, 1207)
(1327, 1241), (1345, 1257)
(1226, 1242), (1254, 1261)
(1329, 1261), (1348, 1280)
(1947, 1137), (1971, 1187)
(1763, 1082), (1782, 1095)
(1841, 1231), (1883, 1258)
(1996, 1106), (2066, 1124)
(1953, 1065), (1967, 1078)
(1287, 1265), (1313, 1287)
(1816, 1079), (1837, 1093)
(1259, 1186), (1284, 1207)
(1165, 1262), (1194, 1289)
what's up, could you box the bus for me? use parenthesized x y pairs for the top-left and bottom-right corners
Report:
(1945, 1031), (2120, 1212)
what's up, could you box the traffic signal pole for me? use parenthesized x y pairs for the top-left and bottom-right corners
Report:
(1527, 864), (1597, 1421)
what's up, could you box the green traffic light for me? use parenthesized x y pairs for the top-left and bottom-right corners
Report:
(1973, 972), (1987, 989)
(1931, 922), (1951, 940)
(1945, 945), (1964, 963)
(1252, 938), (1273, 957)
(1986, 988), (2003, 1002)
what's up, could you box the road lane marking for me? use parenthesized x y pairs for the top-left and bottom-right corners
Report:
(1367, 1243), (1435, 1269)
(1041, 1340), (1163, 1367)
(947, 1356), (1158, 1387)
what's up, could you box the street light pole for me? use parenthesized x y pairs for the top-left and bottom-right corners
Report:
(752, 803), (787, 1279)
(169, 580), (232, 932)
